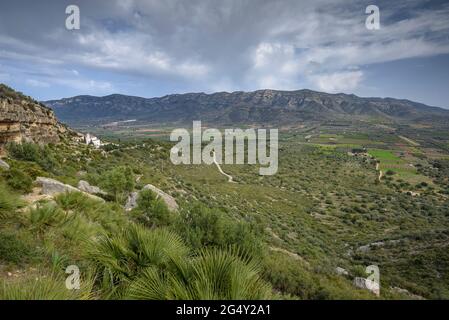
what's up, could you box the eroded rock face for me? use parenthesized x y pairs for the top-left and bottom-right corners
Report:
(0, 84), (67, 152)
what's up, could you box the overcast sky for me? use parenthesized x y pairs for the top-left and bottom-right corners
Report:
(0, 0), (448, 108)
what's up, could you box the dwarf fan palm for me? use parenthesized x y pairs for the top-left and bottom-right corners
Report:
(86, 224), (189, 298)
(127, 247), (271, 300)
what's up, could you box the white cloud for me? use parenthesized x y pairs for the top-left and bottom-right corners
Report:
(55, 78), (113, 93)
(309, 71), (363, 93)
(246, 42), (305, 90)
(26, 79), (50, 88)
(72, 30), (210, 79)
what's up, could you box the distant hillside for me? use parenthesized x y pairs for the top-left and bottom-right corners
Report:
(44, 89), (449, 126)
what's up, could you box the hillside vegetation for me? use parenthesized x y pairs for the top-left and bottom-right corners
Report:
(2, 84), (449, 299)
(1, 122), (448, 299)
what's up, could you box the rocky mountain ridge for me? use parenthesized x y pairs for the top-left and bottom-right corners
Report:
(44, 89), (449, 126)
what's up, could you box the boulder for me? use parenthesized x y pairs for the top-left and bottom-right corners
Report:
(77, 180), (107, 196)
(390, 287), (424, 300)
(357, 241), (385, 253)
(125, 192), (139, 211)
(36, 177), (79, 195)
(124, 184), (178, 212)
(353, 277), (380, 296)
(142, 184), (178, 211)
(35, 177), (104, 202)
(0, 159), (10, 170)
(335, 267), (349, 276)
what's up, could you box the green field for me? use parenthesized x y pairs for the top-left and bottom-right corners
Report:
(368, 149), (400, 160)
(367, 149), (429, 184)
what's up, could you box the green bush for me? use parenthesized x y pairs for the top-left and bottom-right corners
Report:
(101, 166), (134, 203)
(55, 191), (91, 212)
(176, 204), (226, 249)
(0, 232), (36, 264)
(175, 203), (263, 258)
(2, 168), (33, 193)
(7, 142), (41, 162)
(0, 273), (94, 300)
(6, 142), (58, 172)
(29, 203), (65, 233)
(0, 183), (24, 221)
(133, 189), (172, 227)
(263, 252), (373, 300)
(54, 191), (126, 233)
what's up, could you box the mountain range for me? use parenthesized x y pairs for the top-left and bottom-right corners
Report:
(44, 89), (449, 127)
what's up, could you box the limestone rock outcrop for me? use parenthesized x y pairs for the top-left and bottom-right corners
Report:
(353, 277), (380, 296)
(36, 177), (105, 202)
(0, 158), (10, 170)
(335, 267), (349, 276)
(125, 192), (139, 211)
(77, 180), (107, 196)
(0, 84), (68, 153)
(125, 184), (178, 212)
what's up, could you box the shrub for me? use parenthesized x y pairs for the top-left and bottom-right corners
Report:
(7, 142), (41, 162)
(0, 232), (36, 264)
(262, 252), (316, 299)
(133, 189), (172, 227)
(0, 183), (24, 221)
(175, 203), (263, 258)
(29, 203), (65, 233)
(2, 168), (33, 193)
(176, 204), (226, 249)
(6, 142), (58, 172)
(0, 273), (94, 300)
(101, 166), (135, 203)
(55, 191), (91, 212)
(54, 191), (127, 234)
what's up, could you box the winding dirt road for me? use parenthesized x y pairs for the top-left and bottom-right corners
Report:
(376, 162), (383, 182)
(213, 151), (235, 183)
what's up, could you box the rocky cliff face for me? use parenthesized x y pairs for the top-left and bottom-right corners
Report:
(0, 84), (68, 153)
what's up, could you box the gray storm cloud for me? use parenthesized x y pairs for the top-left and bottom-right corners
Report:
(0, 0), (449, 96)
